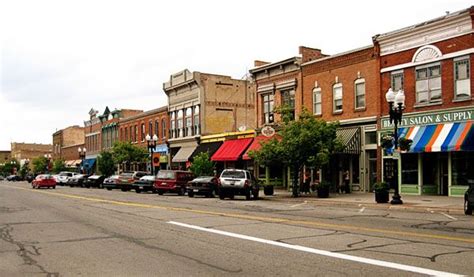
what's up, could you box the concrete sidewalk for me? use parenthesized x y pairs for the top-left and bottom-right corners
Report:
(267, 189), (466, 215)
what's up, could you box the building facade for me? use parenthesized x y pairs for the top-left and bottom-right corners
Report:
(10, 142), (52, 166)
(163, 69), (255, 169)
(0, 151), (11, 165)
(52, 125), (84, 160)
(374, 7), (474, 196)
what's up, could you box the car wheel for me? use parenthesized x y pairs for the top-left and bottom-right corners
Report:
(252, 189), (259, 200)
(245, 188), (251, 200)
(219, 192), (225, 200)
(157, 190), (164, 195)
(121, 188), (127, 192)
(465, 199), (473, 215)
(106, 187), (112, 191)
(53, 186), (56, 189)
(135, 188), (141, 193)
(188, 191), (194, 198)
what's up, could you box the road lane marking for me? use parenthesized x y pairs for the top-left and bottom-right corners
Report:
(440, 213), (457, 221)
(168, 221), (462, 277)
(358, 207), (365, 213)
(8, 185), (474, 244)
(290, 201), (307, 208)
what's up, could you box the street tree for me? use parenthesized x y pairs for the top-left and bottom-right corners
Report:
(250, 108), (342, 197)
(32, 156), (48, 174)
(189, 152), (215, 177)
(112, 141), (148, 171)
(52, 159), (66, 174)
(2, 159), (20, 176)
(97, 151), (115, 177)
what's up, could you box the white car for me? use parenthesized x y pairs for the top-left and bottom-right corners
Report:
(218, 169), (259, 200)
(57, 171), (79, 185)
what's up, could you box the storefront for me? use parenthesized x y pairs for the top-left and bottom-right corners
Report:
(381, 107), (474, 196)
(170, 140), (198, 170)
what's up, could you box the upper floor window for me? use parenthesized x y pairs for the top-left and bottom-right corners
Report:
(177, 110), (183, 138)
(162, 119), (167, 139)
(391, 71), (404, 92)
(149, 121), (153, 137)
(312, 87), (322, 116)
(170, 111), (176, 138)
(141, 123), (145, 141)
(354, 78), (366, 110)
(184, 107), (192, 137)
(333, 83), (343, 113)
(155, 120), (159, 137)
(454, 58), (471, 99)
(194, 105), (200, 135)
(262, 93), (274, 124)
(281, 89), (295, 120)
(416, 63), (441, 104)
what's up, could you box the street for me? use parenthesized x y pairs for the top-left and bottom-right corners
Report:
(1, 181), (473, 276)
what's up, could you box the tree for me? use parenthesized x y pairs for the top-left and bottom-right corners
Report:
(250, 108), (342, 197)
(52, 159), (66, 174)
(97, 151), (115, 177)
(18, 163), (30, 178)
(189, 152), (215, 177)
(2, 159), (19, 176)
(112, 141), (148, 170)
(32, 156), (48, 174)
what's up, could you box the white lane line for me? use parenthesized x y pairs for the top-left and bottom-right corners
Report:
(168, 221), (462, 277)
(440, 213), (457, 221)
(358, 207), (365, 213)
(290, 201), (308, 208)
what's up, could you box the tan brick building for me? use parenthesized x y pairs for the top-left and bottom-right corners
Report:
(10, 142), (52, 167)
(52, 125), (84, 160)
(0, 151), (11, 165)
(163, 69), (255, 168)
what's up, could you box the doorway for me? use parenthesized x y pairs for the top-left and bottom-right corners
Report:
(365, 150), (377, 192)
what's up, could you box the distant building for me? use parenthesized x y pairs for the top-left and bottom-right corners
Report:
(52, 125), (85, 161)
(10, 142), (52, 165)
(0, 151), (11, 165)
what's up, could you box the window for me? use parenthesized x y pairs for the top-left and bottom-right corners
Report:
(365, 131), (377, 145)
(177, 110), (183, 138)
(452, 152), (474, 186)
(391, 71), (404, 92)
(129, 126), (133, 142)
(134, 125), (138, 142)
(185, 107), (192, 137)
(141, 123), (145, 141)
(401, 153), (418, 184)
(155, 120), (159, 137)
(281, 89), (295, 120)
(170, 111), (176, 138)
(454, 58), (470, 99)
(194, 105), (200, 135)
(262, 93), (274, 124)
(354, 79), (366, 109)
(333, 84), (343, 113)
(162, 119), (166, 139)
(312, 87), (322, 115)
(149, 121), (153, 137)
(416, 64), (441, 104)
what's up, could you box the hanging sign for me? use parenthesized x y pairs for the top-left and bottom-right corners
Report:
(261, 126), (275, 137)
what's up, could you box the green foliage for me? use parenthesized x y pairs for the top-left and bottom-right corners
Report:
(19, 163), (30, 178)
(97, 151), (116, 177)
(112, 141), (148, 165)
(374, 182), (390, 192)
(52, 159), (66, 174)
(189, 152), (214, 177)
(398, 137), (413, 151)
(32, 156), (48, 174)
(1, 159), (19, 176)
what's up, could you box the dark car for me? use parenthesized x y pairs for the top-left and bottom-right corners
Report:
(464, 181), (474, 215)
(25, 173), (36, 183)
(67, 174), (88, 187)
(7, 175), (22, 181)
(103, 175), (120, 190)
(133, 175), (156, 193)
(116, 171), (148, 191)
(187, 176), (218, 198)
(84, 175), (106, 189)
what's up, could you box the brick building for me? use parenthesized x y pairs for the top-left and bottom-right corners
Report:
(163, 69), (255, 169)
(373, 7), (474, 197)
(10, 142), (52, 167)
(0, 151), (11, 165)
(52, 125), (84, 161)
(301, 46), (380, 192)
(119, 106), (169, 172)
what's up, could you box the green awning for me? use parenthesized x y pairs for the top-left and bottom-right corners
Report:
(336, 127), (361, 154)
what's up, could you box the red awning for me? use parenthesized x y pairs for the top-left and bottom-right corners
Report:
(211, 138), (253, 162)
(242, 135), (280, 160)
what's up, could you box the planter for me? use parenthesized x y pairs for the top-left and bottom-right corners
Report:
(375, 190), (389, 203)
(317, 187), (329, 198)
(263, 185), (274, 196)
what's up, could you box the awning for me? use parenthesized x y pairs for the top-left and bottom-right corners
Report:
(172, 145), (198, 163)
(155, 144), (168, 154)
(83, 158), (96, 169)
(211, 138), (253, 162)
(65, 160), (74, 167)
(399, 121), (474, 152)
(242, 135), (280, 160)
(189, 141), (223, 161)
(336, 127), (361, 154)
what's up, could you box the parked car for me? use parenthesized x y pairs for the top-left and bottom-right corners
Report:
(218, 169), (259, 200)
(0, 175), (4, 181)
(6, 175), (22, 181)
(67, 174), (88, 187)
(103, 175), (120, 190)
(56, 171), (78, 186)
(154, 170), (194, 195)
(115, 171), (148, 191)
(25, 173), (36, 183)
(187, 176), (219, 198)
(31, 174), (56, 189)
(133, 175), (157, 193)
(464, 181), (474, 215)
(83, 175), (106, 189)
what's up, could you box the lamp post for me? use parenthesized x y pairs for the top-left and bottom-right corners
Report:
(10, 160), (17, 174)
(385, 88), (405, 205)
(44, 154), (52, 174)
(146, 134), (158, 175)
(78, 147), (86, 174)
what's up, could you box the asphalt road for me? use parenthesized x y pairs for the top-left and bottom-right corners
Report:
(1, 181), (473, 276)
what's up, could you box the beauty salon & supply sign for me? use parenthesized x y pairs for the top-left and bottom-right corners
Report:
(381, 108), (474, 129)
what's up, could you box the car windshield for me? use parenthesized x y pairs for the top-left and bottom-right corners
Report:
(140, 175), (155, 181)
(120, 173), (134, 177)
(192, 176), (214, 183)
(221, 171), (245, 178)
(108, 175), (119, 179)
(157, 171), (176, 180)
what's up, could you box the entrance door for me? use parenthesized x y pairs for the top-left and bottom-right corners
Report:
(365, 150), (377, 192)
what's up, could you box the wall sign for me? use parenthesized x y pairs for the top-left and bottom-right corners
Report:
(261, 126), (276, 137)
(381, 108), (474, 129)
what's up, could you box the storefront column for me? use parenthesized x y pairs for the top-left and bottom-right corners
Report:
(448, 151), (452, 196)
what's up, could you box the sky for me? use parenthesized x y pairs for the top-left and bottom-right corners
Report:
(0, 0), (472, 150)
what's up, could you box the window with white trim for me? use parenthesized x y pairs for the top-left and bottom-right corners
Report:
(177, 110), (183, 138)
(391, 71), (404, 92)
(193, 105), (200, 135)
(416, 64), (441, 104)
(312, 87), (321, 115)
(454, 58), (470, 99)
(354, 79), (366, 109)
(184, 107), (192, 137)
(262, 93), (274, 124)
(333, 83), (343, 113)
(170, 112), (176, 138)
(162, 118), (166, 139)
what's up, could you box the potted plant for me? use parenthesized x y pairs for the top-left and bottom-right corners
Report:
(316, 181), (330, 198)
(398, 137), (413, 152)
(263, 183), (274, 196)
(374, 182), (390, 203)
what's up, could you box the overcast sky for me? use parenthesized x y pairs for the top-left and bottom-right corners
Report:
(0, 0), (472, 150)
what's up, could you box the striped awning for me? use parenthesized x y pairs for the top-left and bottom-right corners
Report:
(336, 127), (361, 154)
(399, 121), (474, 152)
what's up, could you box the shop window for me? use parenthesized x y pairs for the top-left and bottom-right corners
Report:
(454, 58), (471, 99)
(391, 71), (404, 92)
(351, 158), (359, 184)
(422, 154), (437, 186)
(333, 83), (343, 113)
(354, 79), (366, 110)
(365, 131), (377, 145)
(312, 87), (322, 116)
(452, 152), (474, 186)
(262, 93), (274, 124)
(401, 153), (418, 184)
(416, 64), (441, 104)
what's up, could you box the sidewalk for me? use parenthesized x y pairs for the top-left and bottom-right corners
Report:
(267, 188), (466, 215)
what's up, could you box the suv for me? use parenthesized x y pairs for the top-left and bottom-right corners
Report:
(57, 171), (78, 186)
(218, 169), (259, 200)
(154, 170), (194, 195)
(116, 171), (148, 191)
(464, 181), (474, 215)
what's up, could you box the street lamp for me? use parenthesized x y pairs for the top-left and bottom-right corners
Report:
(146, 134), (158, 175)
(44, 154), (52, 174)
(78, 147), (86, 174)
(385, 88), (405, 205)
(10, 160), (17, 174)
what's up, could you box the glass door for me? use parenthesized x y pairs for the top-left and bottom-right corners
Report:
(366, 150), (377, 192)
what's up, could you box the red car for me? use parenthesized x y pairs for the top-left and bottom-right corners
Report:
(32, 174), (56, 189)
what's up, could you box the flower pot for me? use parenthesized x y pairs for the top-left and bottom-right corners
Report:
(375, 190), (389, 203)
(263, 185), (274, 196)
(317, 187), (329, 198)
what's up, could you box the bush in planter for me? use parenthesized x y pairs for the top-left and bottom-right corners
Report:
(380, 135), (394, 149)
(398, 137), (413, 152)
(374, 182), (390, 203)
(316, 181), (330, 198)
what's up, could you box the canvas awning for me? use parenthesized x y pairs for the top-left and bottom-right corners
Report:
(242, 135), (280, 160)
(336, 127), (361, 154)
(211, 138), (253, 162)
(172, 145), (198, 163)
(83, 158), (96, 169)
(189, 141), (223, 161)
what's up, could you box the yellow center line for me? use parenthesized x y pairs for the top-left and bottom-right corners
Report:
(10, 186), (474, 244)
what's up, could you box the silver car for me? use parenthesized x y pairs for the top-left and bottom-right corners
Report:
(218, 169), (259, 200)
